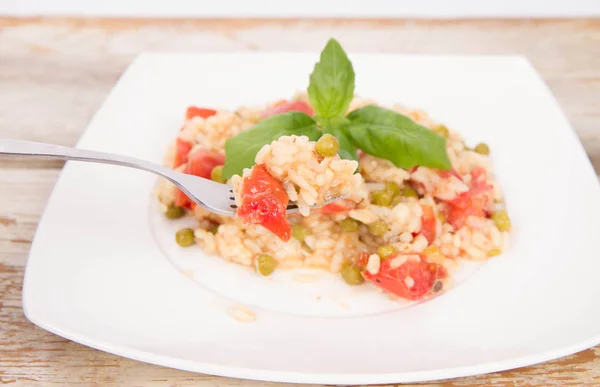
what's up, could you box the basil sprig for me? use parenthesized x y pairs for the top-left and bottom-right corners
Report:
(347, 106), (451, 170)
(222, 38), (451, 178)
(308, 39), (355, 119)
(222, 113), (320, 179)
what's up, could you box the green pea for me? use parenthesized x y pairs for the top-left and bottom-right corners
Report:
(491, 210), (511, 232)
(175, 228), (195, 247)
(208, 224), (219, 234)
(315, 134), (339, 157)
(401, 186), (419, 198)
(377, 245), (396, 259)
(371, 190), (393, 206)
(368, 220), (388, 236)
(340, 261), (364, 285)
(291, 224), (310, 242)
(434, 125), (450, 138)
(165, 205), (185, 219)
(210, 165), (225, 183)
(390, 195), (403, 207)
(339, 218), (361, 232)
(385, 181), (401, 196)
(438, 212), (446, 223)
(423, 245), (444, 261)
(302, 243), (313, 253)
(474, 143), (490, 155)
(488, 248), (502, 257)
(254, 254), (277, 276)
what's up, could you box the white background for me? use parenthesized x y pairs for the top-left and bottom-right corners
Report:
(1, 0), (600, 18)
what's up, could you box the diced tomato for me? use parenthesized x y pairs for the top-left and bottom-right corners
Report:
(363, 253), (448, 301)
(175, 149), (225, 210)
(437, 169), (463, 181)
(185, 149), (225, 178)
(446, 167), (493, 229)
(175, 190), (193, 210)
(420, 205), (437, 243)
(320, 200), (354, 214)
(173, 138), (193, 168)
(237, 164), (291, 241)
(447, 205), (484, 230)
(185, 106), (217, 120)
(470, 167), (492, 194)
(261, 100), (314, 118)
(356, 251), (370, 268)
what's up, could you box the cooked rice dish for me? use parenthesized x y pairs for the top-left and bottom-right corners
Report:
(156, 94), (511, 302)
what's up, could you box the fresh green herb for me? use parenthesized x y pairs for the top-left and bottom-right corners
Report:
(346, 105), (452, 170)
(308, 39), (355, 119)
(223, 38), (452, 176)
(222, 112), (320, 178)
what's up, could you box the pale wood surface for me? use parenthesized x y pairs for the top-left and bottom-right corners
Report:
(1, 18), (599, 386)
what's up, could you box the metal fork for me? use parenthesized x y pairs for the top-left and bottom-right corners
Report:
(0, 140), (344, 216)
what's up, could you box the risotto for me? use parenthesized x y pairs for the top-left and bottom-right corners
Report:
(155, 39), (511, 302)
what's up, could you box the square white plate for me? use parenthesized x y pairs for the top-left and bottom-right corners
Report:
(23, 52), (600, 384)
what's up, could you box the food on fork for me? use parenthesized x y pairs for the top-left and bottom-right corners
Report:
(230, 135), (362, 241)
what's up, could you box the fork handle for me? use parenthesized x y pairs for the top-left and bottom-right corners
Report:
(0, 139), (176, 179)
(0, 139), (236, 217)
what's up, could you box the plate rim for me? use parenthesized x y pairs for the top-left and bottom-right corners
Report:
(21, 309), (600, 384)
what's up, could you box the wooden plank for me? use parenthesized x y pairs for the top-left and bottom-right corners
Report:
(1, 18), (600, 386)
(0, 18), (599, 171)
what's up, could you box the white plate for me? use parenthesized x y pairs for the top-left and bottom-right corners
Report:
(23, 53), (600, 384)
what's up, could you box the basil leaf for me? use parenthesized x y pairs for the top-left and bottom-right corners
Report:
(346, 106), (452, 170)
(307, 38), (355, 119)
(223, 112), (320, 178)
(321, 118), (358, 162)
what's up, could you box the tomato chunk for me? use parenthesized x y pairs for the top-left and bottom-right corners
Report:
(175, 149), (225, 209)
(173, 138), (193, 168)
(186, 106), (217, 120)
(446, 167), (493, 229)
(437, 169), (463, 181)
(363, 253), (447, 300)
(356, 251), (370, 268)
(420, 205), (437, 243)
(320, 200), (354, 214)
(261, 100), (314, 118)
(185, 149), (225, 178)
(446, 205), (483, 230)
(237, 165), (291, 241)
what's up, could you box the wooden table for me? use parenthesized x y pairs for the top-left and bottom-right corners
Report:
(1, 17), (599, 386)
